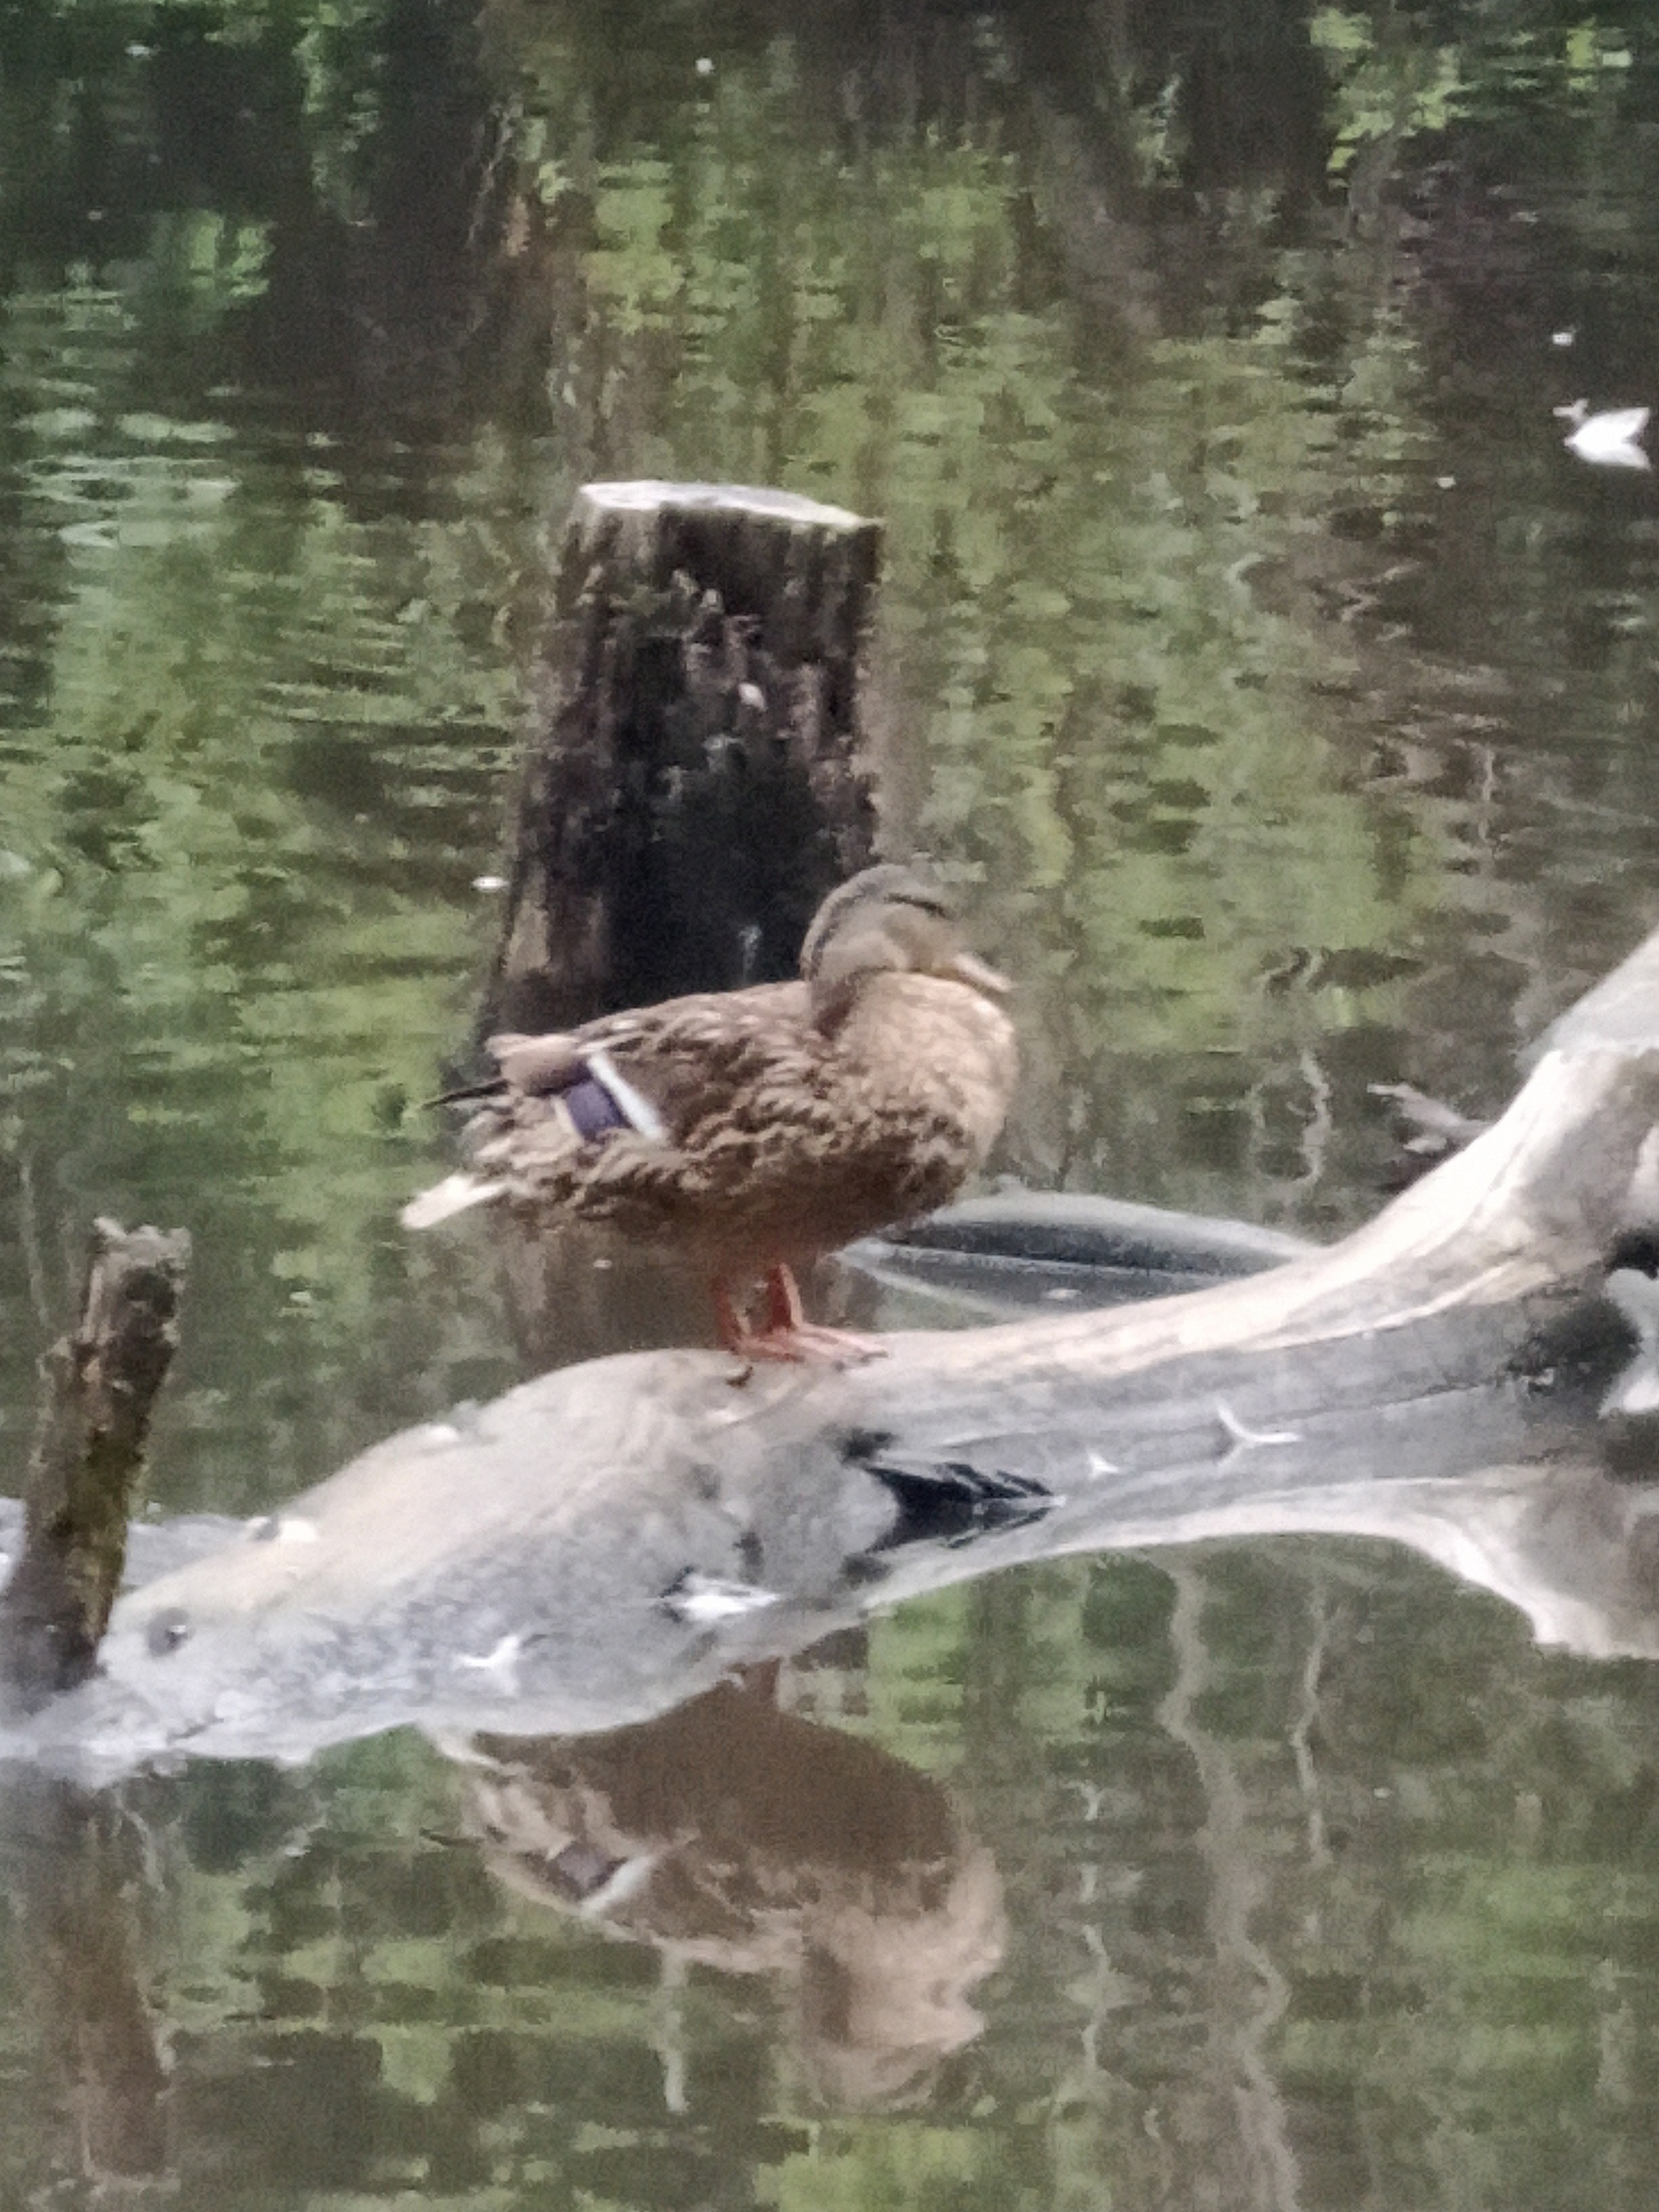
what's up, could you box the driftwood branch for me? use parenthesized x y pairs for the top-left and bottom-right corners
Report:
(1, 1220), (189, 1700)
(0, 1226), (187, 2174)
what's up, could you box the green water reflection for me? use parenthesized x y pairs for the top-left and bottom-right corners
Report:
(4, 0), (1659, 2203)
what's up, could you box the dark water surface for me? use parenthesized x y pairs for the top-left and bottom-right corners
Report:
(4, 1), (1659, 2202)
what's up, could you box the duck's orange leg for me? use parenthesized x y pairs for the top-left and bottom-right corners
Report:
(710, 1266), (886, 1370)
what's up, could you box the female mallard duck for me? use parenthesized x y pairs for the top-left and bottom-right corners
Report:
(403, 864), (1017, 1362)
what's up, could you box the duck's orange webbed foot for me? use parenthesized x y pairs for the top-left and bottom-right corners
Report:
(713, 1267), (887, 1379)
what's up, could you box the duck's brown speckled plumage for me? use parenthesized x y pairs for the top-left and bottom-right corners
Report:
(471, 971), (1012, 1273)
(404, 865), (1018, 1358)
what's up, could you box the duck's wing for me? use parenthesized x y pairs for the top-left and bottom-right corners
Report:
(470, 978), (810, 1143)
(568, 982), (816, 1144)
(540, 985), (841, 1230)
(404, 983), (814, 1230)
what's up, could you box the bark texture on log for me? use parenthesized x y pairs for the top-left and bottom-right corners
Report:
(487, 482), (882, 1037)
(1, 1219), (189, 1700)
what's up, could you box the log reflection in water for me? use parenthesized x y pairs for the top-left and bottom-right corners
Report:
(0, 1772), (168, 2184)
(455, 1675), (1005, 2110)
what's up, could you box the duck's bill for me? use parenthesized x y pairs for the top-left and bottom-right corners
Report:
(946, 951), (1013, 994)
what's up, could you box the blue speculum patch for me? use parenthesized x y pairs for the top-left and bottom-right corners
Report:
(563, 1071), (629, 1142)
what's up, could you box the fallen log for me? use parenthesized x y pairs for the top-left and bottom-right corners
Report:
(8, 924), (1656, 1774)
(847, 1192), (1316, 1318)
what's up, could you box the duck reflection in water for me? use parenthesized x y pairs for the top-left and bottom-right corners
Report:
(452, 1672), (1006, 2111)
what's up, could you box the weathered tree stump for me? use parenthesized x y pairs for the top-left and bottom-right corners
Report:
(486, 481), (882, 1037)
(1, 1219), (189, 1700)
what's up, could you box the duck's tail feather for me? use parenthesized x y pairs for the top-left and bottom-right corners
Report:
(401, 1173), (504, 1230)
(422, 1076), (507, 1109)
(1603, 1355), (1659, 1418)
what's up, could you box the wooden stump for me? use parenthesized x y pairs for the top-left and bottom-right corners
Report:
(486, 481), (883, 1037)
(1, 1220), (190, 1700)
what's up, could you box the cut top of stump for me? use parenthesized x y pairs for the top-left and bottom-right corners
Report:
(578, 480), (871, 532)
(562, 480), (883, 664)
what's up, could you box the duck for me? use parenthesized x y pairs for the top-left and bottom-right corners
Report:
(403, 864), (1019, 1363)
(1554, 399), (1651, 470)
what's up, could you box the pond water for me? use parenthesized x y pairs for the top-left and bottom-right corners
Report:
(3, 0), (1659, 2202)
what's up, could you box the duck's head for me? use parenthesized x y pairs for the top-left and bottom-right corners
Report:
(801, 864), (1010, 1021)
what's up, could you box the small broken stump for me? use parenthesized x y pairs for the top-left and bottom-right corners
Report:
(1, 1219), (190, 1700)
